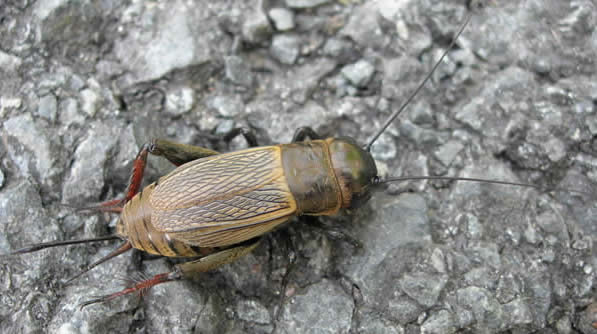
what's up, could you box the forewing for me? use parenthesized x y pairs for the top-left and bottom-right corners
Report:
(150, 147), (297, 246)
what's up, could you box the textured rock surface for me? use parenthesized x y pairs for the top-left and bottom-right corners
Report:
(1, 1), (596, 333)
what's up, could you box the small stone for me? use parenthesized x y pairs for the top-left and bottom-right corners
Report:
(434, 140), (464, 167)
(455, 287), (505, 331)
(288, 58), (336, 103)
(285, 0), (330, 8)
(544, 137), (566, 162)
(370, 133), (396, 161)
(496, 273), (521, 304)
(68, 74), (86, 91)
(165, 87), (194, 116)
(382, 56), (425, 102)
(59, 98), (84, 127)
(452, 306), (474, 329)
(399, 272), (447, 308)
(0, 96), (22, 117)
(242, 5), (273, 44)
(555, 316), (572, 334)
(340, 5), (385, 49)
(0, 50), (22, 71)
(341, 60), (375, 88)
(62, 123), (120, 204)
(236, 299), (271, 324)
(503, 298), (533, 327)
(224, 56), (254, 87)
(429, 48), (457, 81)
(586, 115), (597, 135)
(572, 237), (590, 250)
(0, 177), (57, 256)
(80, 88), (101, 117)
(322, 38), (353, 60)
(269, 8), (295, 31)
(464, 267), (497, 290)
(430, 248), (446, 273)
(114, 1), (212, 84)
(206, 95), (244, 118)
(357, 312), (404, 334)
(270, 34), (300, 65)
(3, 113), (60, 182)
(466, 243), (501, 269)
(387, 296), (422, 325)
(215, 119), (236, 135)
(421, 310), (457, 334)
(461, 213), (483, 240)
(524, 224), (539, 244)
(37, 94), (58, 122)
(409, 100), (434, 125)
(278, 280), (352, 333)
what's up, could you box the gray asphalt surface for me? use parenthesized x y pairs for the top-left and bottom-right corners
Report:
(1, 1), (596, 333)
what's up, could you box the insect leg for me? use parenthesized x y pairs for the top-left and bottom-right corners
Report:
(79, 238), (260, 308)
(176, 238), (261, 277)
(80, 139), (220, 212)
(76, 143), (152, 211)
(223, 127), (259, 147)
(292, 127), (320, 142)
(149, 138), (220, 166)
(64, 241), (132, 284)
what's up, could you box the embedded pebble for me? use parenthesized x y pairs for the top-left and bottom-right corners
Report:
(269, 8), (295, 31)
(225, 56), (254, 87)
(165, 87), (194, 116)
(278, 279), (352, 333)
(80, 88), (101, 117)
(242, 6), (272, 44)
(236, 299), (271, 324)
(286, 0), (331, 8)
(37, 94), (58, 122)
(206, 95), (244, 118)
(271, 34), (301, 65)
(341, 59), (375, 88)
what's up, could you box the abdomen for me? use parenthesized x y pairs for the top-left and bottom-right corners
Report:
(118, 183), (214, 257)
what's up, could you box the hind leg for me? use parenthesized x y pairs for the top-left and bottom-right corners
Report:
(127, 129), (259, 202)
(79, 238), (261, 308)
(80, 128), (258, 211)
(85, 139), (221, 212)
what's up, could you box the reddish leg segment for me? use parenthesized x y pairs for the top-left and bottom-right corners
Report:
(75, 143), (151, 212)
(80, 135), (259, 213)
(87, 139), (223, 211)
(79, 238), (261, 308)
(79, 271), (180, 309)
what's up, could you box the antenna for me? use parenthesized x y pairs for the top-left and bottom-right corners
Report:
(375, 176), (593, 198)
(8, 235), (120, 255)
(365, 12), (472, 151)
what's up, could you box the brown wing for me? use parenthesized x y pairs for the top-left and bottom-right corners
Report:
(150, 146), (297, 247)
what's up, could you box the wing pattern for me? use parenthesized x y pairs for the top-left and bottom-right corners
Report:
(149, 147), (296, 246)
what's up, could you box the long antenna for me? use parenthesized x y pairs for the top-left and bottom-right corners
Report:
(365, 12), (473, 151)
(7, 235), (120, 255)
(376, 175), (593, 198)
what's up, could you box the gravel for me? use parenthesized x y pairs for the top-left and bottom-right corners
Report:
(1, 1), (596, 333)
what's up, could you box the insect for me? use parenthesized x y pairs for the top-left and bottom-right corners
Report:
(6, 9), (590, 312)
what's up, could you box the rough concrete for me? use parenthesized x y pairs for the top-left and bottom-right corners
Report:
(1, 0), (596, 333)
